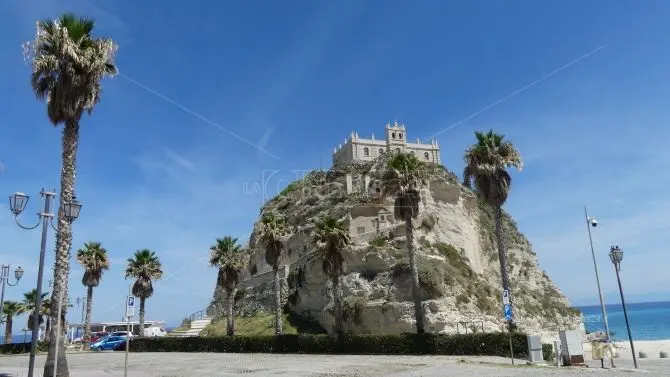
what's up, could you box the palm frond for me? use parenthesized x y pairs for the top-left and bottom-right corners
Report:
(463, 129), (523, 206)
(24, 12), (118, 126)
(126, 249), (163, 298)
(258, 212), (291, 268)
(312, 216), (351, 277)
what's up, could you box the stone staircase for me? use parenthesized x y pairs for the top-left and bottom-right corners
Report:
(169, 311), (211, 337)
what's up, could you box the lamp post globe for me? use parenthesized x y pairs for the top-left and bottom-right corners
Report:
(609, 245), (624, 267)
(9, 192), (29, 216)
(63, 196), (82, 222)
(14, 266), (24, 281)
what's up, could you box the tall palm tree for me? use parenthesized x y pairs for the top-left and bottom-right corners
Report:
(312, 216), (351, 336)
(257, 212), (291, 335)
(76, 242), (110, 349)
(383, 152), (428, 333)
(209, 236), (246, 336)
(2, 301), (25, 344)
(463, 130), (522, 325)
(125, 249), (163, 337)
(25, 12), (117, 376)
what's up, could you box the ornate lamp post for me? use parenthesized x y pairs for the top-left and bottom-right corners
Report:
(608, 245), (638, 369)
(75, 296), (86, 340)
(8, 189), (82, 377)
(0, 264), (24, 322)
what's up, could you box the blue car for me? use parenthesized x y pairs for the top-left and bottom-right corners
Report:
(90, 335), (127, 351)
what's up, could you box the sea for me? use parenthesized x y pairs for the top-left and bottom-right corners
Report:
(579, 301), (670, 341)
(2, 303), (669, 344)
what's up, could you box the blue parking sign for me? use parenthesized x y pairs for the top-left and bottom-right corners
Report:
(504, 304), (513, 321)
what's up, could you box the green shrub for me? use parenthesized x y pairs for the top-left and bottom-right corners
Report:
(391, 258), (445, 299)
(0, 341), (48, 354)
(369, 235), (388, 248)
(456, 294), (470, 305)
(542, 343), (555, 361)
(129, 332), (529, 358)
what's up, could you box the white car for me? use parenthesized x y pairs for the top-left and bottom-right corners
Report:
(143, 327), (167, 337)
(108, 331), (134, 338)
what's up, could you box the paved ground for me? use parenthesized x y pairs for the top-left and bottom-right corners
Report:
(0, 352), (668, 376)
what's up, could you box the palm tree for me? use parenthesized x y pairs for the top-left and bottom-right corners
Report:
(209, 236), (246, 336)
(76, 242), (110, 349)
(125, 249), (163, 337)
(2, 301), (25, 344)
(25, 12), (117, 376)
(257, 212), (291, 335)
(463, 130), (522, 326)
(23, 289), (49, 331)
(312, 216), (351, 336)
(383, 152), (428, 333)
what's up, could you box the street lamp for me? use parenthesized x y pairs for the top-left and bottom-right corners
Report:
(583, 207), (613, 367)
(609, 245), (638, 369)
(0, 264), (23, 324)
(75, 296), (86, 339)
(8, 189), (82, 377)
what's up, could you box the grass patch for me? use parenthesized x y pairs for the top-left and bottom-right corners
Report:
(202, 313), (300, 336)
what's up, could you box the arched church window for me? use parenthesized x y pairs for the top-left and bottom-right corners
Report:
(392, 132), (396, 139)
(399, 133), (403, 139)
(424, 152), (430, 160)
(395, 148), (401, 153)
(363, 147), (369, 157)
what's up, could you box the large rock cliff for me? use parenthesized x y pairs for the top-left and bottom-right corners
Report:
(208, 157), (582, 339)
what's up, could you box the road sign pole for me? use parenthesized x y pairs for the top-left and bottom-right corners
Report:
(124, 286), (132, 377)
(502, 290), (514, 365)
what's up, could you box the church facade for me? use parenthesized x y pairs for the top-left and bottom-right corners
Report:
(332, 121), (441, 167)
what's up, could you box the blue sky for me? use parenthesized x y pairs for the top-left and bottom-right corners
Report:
(1, 0), (670, 329)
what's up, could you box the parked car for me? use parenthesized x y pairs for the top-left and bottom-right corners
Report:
(108, 331), (133, 338)
(72, 331), (108, 344)
(143, 326), (167, 337)
(90, 336), (126, 351)
(90, 331), (109, 343)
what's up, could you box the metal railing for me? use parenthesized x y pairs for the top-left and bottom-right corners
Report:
(188, 309), (208, 322)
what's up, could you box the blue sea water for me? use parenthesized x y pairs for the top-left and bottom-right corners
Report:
(579, 301), (670, 341)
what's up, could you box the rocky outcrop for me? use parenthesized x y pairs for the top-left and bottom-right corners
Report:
(208, 157), (582, 340)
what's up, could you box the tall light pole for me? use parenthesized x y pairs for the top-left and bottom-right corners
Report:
(8, 190), (82, 377)
(609, 245), (638, 369)
(0, 264), (24, 324)
(583, 207), (613, 367)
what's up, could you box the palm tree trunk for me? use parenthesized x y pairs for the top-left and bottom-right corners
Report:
(45, 119), (78, 377)
(4, 317), (12, 344)
(225, 288), (235, 336)
(331, 275), (344, 336)
(82, 285), (93, 350)
(273, 266), (283, 335)
(406, 218), (426, 333)
(139, 297), (146, 337)
(494, 206), (513, 324)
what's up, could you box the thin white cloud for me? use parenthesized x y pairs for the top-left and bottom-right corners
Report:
(163, 147), (197, 172)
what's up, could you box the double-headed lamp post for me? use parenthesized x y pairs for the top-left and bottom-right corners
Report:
(608, 245), (638, 369)
(0, 264), (24, 325)
(8, 189), (82, 377)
